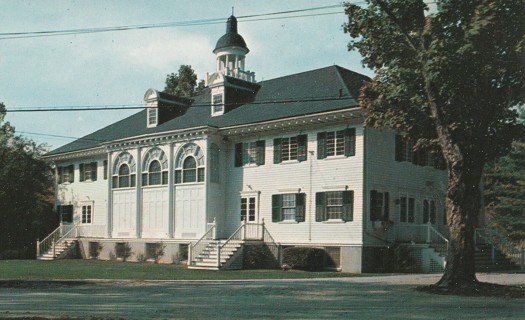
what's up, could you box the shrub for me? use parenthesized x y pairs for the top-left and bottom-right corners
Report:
(282, 247), (329, 271)
(146, 242), (166, 263)
(383, 243), (417, 273)
(243, 244), (279, 269)
(88, 242), (102, 259)
(114, 242), (132, 261)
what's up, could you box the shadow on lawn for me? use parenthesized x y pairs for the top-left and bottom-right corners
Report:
(417, 282), (525, 298)
(0, 280), (89, 289)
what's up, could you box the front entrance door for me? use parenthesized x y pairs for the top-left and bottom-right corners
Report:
(241, 196), (257, 223)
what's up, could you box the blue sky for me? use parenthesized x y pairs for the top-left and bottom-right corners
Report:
(1, 1), (373, 150)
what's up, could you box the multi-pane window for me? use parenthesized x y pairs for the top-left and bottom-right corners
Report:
(212, 94), (223, 114)
(147, 107), (158, 127)
(58, 205), (73, 223)
(395, 135), (446, 169)
(235, 140), (265, 167)
(112, 152), (136, 189)
(400, 195), (415, 223)
(317, 128), (356, 159)
(241, 197), (256, 222)
(142, 148), (168, 186)
(273, 135), (307, 163)
(370, 190), (390, 221)
(81, 203), (92, 224)
(315, 191), (354, 222)
(58, 165), (75, 184)
(272, 193), (305, 222)
(423, 199), (437, 224)
(79, 162), (97, 182)
(175, 143), (205, 184)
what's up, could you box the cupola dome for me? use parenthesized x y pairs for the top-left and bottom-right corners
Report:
(213, 15), (249, 54)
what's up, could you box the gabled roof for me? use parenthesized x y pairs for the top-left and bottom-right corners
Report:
(46, 65), (370, 157)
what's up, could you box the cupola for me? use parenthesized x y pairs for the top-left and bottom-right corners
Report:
(206, 15), (259, 117)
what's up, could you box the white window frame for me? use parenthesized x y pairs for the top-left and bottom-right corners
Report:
(399, 194), (416, 223)
(281, 136), (298, 161)
(81, 201), (93, 224)
(240, 191), (259, 223)
(326, 130), (345, 157)
(147, 107), (158, 127)
(212, 93), (224, 116)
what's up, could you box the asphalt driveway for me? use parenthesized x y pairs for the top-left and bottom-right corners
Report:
(0, 273), (523, 319)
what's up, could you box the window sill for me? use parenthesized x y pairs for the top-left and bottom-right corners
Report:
(280, 160), (300, 165)
(323, 155), (348, 160)
(322, 220), (346, 224)
(142, 184), (168, 189)
(174, 181), (205, 186)
(278, 220), (299, 224)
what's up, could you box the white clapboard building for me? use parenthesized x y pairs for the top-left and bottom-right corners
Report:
(41, 16), (448, 272)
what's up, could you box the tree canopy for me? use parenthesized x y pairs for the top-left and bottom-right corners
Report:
(0, 103), (56, 259)
(163, 65), (205, 98)
(344, 0), (525, 287)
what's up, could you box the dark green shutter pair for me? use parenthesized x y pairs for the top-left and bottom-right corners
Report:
(315, 191), (353, 222)
(272, 193), (305, 222)
(79, 162), (98, 182)
(234, 141), (265, 167)
(273, 135), (308, 164)
(317, 128), (355, 159)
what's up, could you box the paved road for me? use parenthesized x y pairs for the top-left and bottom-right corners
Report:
(0, 274), (523, 319)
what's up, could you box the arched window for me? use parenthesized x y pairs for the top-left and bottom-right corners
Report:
(142, 147), (168, 187)
(112, 152), (136, 189)
(118, 164), (130, 188)
(175, 143), (205, 184)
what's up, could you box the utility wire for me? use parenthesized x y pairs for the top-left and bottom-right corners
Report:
(6, 95), (358, 113)
(0, 4), (346, 40)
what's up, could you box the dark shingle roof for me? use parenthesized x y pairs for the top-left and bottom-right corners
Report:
(46, 65), (370, 156)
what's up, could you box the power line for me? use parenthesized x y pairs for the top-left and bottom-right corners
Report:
(6, 95), (358, 113)
(0, 5), (346, 40)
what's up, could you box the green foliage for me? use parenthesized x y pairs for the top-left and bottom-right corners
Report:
(382, 244), (417, 273)
(114, 242), (132, 261)
(163, 65), (205, 98)
(88, 242), (103, 259)
(282, 247), (331, 271)
(0, 103), (56, 259)
(146, 242), (166, 262)
(484, 141), (525, 247)
(344, 0), (525, 160)
(243, 245), (279, 269)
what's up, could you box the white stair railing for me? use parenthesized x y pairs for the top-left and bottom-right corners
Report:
(188, 218), (216, 266)
(36, 224), (77, 259)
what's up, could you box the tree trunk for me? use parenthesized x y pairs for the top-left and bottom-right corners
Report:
(437, 158), (483, 287)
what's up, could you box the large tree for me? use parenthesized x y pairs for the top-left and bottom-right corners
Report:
(0, 103), (56, 259)
(344, 0), (525, 288)
(163, 65), (205, 98)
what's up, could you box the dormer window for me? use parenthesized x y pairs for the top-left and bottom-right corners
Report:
(212, 93), (224, 116)
(147, 107), (158, 127)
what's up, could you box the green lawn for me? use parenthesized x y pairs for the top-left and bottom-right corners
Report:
(0, 260), (363, 281)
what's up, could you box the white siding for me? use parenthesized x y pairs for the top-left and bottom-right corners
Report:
(174, 185), (206, 239)
(223, 124), (365, 246)
(141, 187), (169, 238)
(112, 189), (136, 237)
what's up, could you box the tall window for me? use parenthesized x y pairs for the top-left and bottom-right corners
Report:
(147, 107), (158, 127)
(212, 94), (223, 114)
(400, 195), (415, 223)
(81, 203), (93, 224)
(241, 196), (256, 222)
(272, 193), (305, 222)
(235, 140), (265, 167)
(112, 152), (136, 189)
(315, 191), (354, 222)
(274, 135), (307, 163)
(370, 190), (390, 221)
(395, 134), (446, 169)
(423, 199), (436, 224)
(175, 143), (205, 184)
(79, 162), (97, 182)
(317, 128), (355, 159)
(142, 148), (168, 186)
(58, 205), (73, 223)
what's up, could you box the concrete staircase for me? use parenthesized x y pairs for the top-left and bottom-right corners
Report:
(189, 240), (244, 270)
(37, 239), (76, 261)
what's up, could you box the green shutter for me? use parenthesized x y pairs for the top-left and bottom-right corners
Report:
(317, 132), (326, 159)
(315, 192), (326, 222)
(234, 143), (243, 167)
(69, 165), (74, 183)
(103, 160), (108, 180)
(57, 167), (63, 184)
(295, 193), (305, 222)
(256, 140), (265, 165)
(297, 134), (307, 162)
(273, 138), (282, 164)
(395, 135), (403, 162)
(272, 194), (283, 222)
(91, 162), (98, 181)
(344, 128), (356, 157)
(370, 190), (379, 221)
(384, 192), (390, 221)
(79, 164), (84, 182)
(342, 190), (354, 222)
